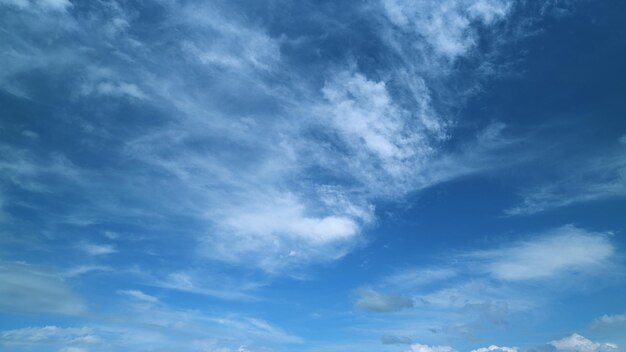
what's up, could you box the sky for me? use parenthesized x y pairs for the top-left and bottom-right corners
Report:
(1, 0), (626, 351)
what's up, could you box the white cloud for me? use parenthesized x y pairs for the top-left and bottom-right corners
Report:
(470, 225), (614, 281)
(153, 271), (260, 301)
(506, 147), (626, 215)
(0, 0), (532, 276)
(354, 288), (414, 312)
(592, 312), (626, 328)
(408, 343), (456, 352)
(550, 333), (618, 352)
(383, 335), (413, 345)
(383, 268), (457, 290)
(0, 261), (86, 315)
(471, 345), (518, 352)
(117, 290), (159, 304)
(382, 0), (512, 59)
(78, 243), (117, 256)
(0, 326), (99, 346)
(0, 0), (72, 12)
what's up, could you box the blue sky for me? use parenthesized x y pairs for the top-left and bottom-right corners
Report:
(1, 0), (626, 351)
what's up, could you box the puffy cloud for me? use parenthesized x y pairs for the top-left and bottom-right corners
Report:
(354, 288), (414, 312)
(0, 261), (86, 315)
(550, 333), (618, 352)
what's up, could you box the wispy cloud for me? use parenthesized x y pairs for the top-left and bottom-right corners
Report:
(78, 243), (117, 256)
(591, 312), (626, 329)
(467, 225), (614, 281)
(350, 225), (618, 341)
(354, 288), (414, 312)
(407, 343), (455, 352)
(471, 345), (517, 352)
(506, 142), (626, 215)
(0, 261), (86, 315)
(117, 290), (159, 304)
(0, 326), (99, 348)
(0, 0), (534, 275)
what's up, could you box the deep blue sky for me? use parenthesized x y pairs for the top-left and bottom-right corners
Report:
(1, 0), (626, 351)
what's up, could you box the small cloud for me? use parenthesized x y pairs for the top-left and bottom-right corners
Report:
(471, 345), (518, 352)
(21, 130), (39, 138)
(103, 231), (119, 240)
(469, 225), (614, 281)
(382, 335), (413, 345)
(550, 333), (617, 352)
(354, 288), (414, 312)
(117, 289), (159, 304)
(408, 343), (455, 352)
(591, 312), (626, 329)
(619, 135), (626, 146)
(79, 243), (117, 256)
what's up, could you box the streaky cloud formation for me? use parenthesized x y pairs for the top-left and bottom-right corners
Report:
(1, 0), (626, 351)
(0, 261), (86, 315)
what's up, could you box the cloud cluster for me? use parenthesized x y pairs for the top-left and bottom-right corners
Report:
(352, 225), (617, 342)
(0, 0), (527, 274)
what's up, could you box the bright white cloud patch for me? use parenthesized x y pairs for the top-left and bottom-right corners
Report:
(550, 333), (618, 352)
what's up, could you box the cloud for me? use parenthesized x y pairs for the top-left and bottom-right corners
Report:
(354, 288), (414, 312)
(117, 290), (158, 304)
(381, 0), (512, 60)
(0, 0), (72, 12)
(550, 334), (618, 352)
(382, 335), (413, 345)
(0, 0), (548, 278)
(408, 343), (456, 352)
(350, 225), (618, 342)
(469, 225), (614, 281)
(506, 144), (626, 215)
(591, 312), (626, 329)
(382, 268), (457, 290)
(152, 271), (260, 301)
(78, 243), (117, 256)
(471, 345), (518, 352)
(0, 261), (86, 315)
(82, 81), (147, 100)
(0, 326), (99, 346)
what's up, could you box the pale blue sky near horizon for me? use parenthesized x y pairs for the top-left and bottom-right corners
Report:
(1, 0), (626, 351)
